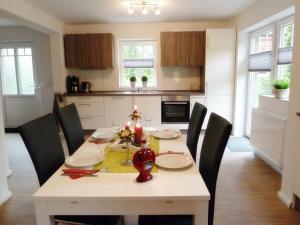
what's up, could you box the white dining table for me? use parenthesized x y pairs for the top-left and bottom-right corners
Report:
(33, 128), (210, 225)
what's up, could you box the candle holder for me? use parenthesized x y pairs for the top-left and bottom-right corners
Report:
(117, 125), (135, 166)
(122, 141), (133, 166)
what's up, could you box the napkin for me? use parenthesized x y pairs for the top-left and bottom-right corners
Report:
(62, 169), (99, 179)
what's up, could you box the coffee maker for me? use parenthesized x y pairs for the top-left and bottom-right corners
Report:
(66, 75), (80, 93)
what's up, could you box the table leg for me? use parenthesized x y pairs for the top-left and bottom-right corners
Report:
(194, 202), (208, 225)
(35, 202), (54, 225)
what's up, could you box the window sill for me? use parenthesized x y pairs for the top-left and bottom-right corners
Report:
(260, 95), (289, 102)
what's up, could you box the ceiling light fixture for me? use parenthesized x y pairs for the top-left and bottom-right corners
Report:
(128, 4), (134, 14)
(142, 6), (148, 15)
(127, 1), (161, 16)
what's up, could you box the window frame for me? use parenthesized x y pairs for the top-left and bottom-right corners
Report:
(274, 16), (294, 80)
(0, 42), (36, 96)
(118, 39), (157, 88)
(246, 16), (294, 136)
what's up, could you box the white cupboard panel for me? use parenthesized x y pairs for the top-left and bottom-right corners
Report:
(203, 95), (233, 129)
(66, 96), (103, 103)
(205, 50), (235, 96)
(74, 102), (104, 116)
(80, 116), (105, 130)
(206, 29), (236, 50)
(104, 96), (133, 127)
(133, 96), (161, 126)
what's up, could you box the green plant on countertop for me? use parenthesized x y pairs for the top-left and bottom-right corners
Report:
(273, 79), (290, 89)
(130, 76), (136, 82)
(141, 76), (148, 82)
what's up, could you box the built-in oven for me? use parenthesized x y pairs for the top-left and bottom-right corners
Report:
(161, 96), (190, 123)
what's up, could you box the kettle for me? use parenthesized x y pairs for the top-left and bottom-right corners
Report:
(81, 81), (92, 93)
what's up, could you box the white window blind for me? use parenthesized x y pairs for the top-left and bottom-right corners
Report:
(249, 51), (272, 72)
(277, 47), (293, 65)
(124, 59), (154, 68)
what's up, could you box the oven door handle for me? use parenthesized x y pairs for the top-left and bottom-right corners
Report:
(163, 102), (189, 105)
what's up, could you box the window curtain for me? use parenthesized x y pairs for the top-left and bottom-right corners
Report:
(277, 47), (293, 65)
(124, 59), (154, 68)
(249, 51), (272, 72)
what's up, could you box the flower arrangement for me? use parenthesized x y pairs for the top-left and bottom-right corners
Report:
(130, 105), (141, 121)
(117, 124), (134, 144)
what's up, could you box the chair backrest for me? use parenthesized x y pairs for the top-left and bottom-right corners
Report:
(186, 102), (207, 161)
(57, 103), (84, 156)
(199, 113), (232, 225)
(19, 114), (65, 186)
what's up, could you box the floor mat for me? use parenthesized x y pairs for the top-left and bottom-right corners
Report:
(228, 137), (254, 152)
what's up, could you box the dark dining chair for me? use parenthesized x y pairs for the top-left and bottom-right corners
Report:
(138, 113), (232, 225)
(186, 102), (207, 161)
(19, 113), (122, 225)
(57, 103), (85, 156)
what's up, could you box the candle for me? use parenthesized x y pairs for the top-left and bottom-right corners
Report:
(134, 105), (137, 113)
(134, 123), (143, 143)
(125, 121), (131, 130)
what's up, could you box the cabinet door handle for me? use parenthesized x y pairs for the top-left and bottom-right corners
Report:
(186, 52), (189, 65)
(78, 103), (91, 106)
(80, 117), (92, 120)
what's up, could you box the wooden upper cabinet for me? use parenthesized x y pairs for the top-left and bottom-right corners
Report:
(160, 31), (205, 67)
(160, 32), (177, 66)
(64, 33), (114, 69)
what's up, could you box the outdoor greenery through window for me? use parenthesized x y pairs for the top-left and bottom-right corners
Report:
(0, 45), (35, 95)
(119, 40), (157, 87)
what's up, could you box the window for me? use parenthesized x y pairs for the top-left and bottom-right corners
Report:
(246, 16), (294, 135)
(119, 40), (157, 87)
(0, 45), (35, 95)
(277, 21), (294, 80)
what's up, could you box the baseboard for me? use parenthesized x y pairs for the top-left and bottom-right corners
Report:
(5, 128), (19, 133)
(0, 190), (12, 205)
(254, 149), (282, 174)
(277, 191), (292, 208)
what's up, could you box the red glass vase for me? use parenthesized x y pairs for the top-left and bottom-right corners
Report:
(133, 147), (156, 183)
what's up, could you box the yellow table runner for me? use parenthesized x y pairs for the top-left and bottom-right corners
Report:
(94, 137), (159, 173)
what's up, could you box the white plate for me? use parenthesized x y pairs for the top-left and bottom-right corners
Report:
(65, 152), (103, 168)
(155, 153), (192, 169)
(150, 129), (180, 139)
(92, 130), (115, 140)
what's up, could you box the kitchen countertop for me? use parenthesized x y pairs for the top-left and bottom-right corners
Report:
(64, 90), (205, 96)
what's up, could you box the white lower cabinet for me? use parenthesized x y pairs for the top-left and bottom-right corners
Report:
(104, 96), (133, 127)
(133, 96), (161, 126)
(66, 97), (105, 129)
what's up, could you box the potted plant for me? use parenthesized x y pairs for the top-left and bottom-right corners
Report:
(130, 76), (136, 88)
(141, 76), (148, 87)
(273, 79), (290, 99)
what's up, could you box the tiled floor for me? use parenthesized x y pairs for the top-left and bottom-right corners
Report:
(0, 133), (300, 225)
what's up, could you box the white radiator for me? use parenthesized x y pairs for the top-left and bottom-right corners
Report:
(250, 108), (287, 169)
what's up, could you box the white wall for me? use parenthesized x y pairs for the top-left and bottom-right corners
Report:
(232, 0), (295, 136)
(64, 21), (232, 91)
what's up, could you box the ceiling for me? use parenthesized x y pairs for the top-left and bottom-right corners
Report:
(24, 0), (256, 24)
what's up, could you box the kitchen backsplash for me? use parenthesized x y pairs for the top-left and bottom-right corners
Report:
(67, 66), (201, 91)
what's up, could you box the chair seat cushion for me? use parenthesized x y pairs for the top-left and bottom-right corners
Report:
(139, 215), (193, 225)
(55, 215), (121, 225)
